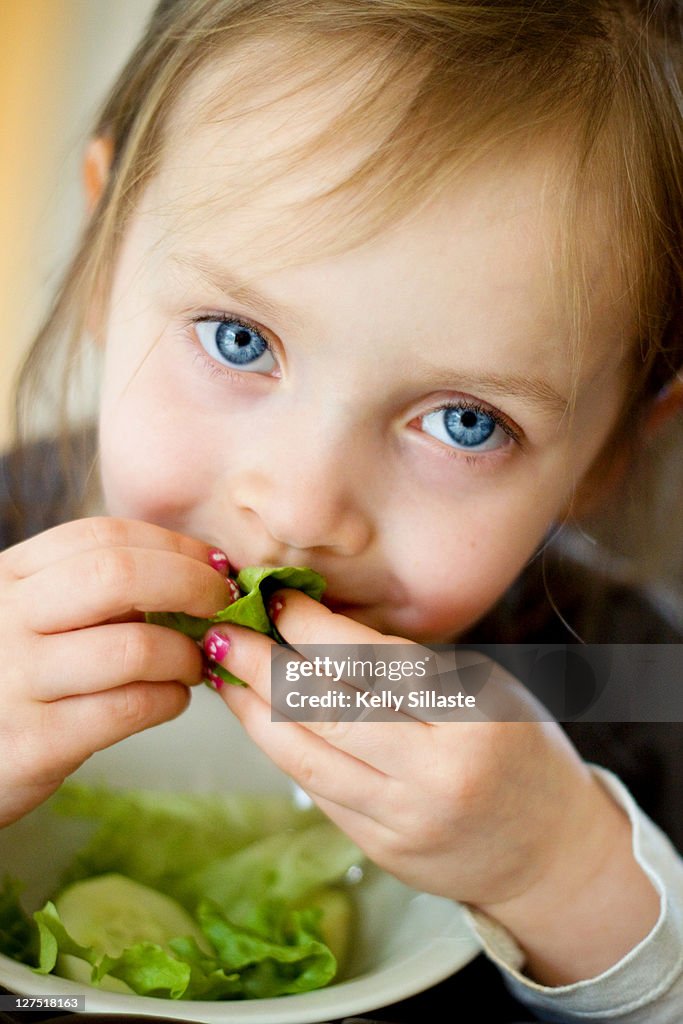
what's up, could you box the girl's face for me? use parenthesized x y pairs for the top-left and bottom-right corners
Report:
(97, 75), (632, 643)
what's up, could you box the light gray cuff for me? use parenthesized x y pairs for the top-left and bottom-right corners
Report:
(462, 766), (683, 1021)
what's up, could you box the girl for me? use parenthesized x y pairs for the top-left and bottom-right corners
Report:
(1, 1), (682, 1020)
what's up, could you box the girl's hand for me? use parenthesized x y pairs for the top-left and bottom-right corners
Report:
(0, 517), (234, 828)
(206, 589), (660, 984)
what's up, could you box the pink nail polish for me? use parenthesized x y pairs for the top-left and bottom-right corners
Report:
(269, 597), (284, 623)
(227, 578), (241, 603)
(208, 548), (231, 575)
(203, 629), (231, 662)
(206, 668), (224, 691)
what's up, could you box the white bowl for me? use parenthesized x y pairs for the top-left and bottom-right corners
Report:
(0, 686), (480, 1022)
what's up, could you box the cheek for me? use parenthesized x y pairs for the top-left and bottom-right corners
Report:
(385, 473), (569, 642)
(97, 350), (215, 529)
(391, 543), (525, 642)
(400, 557), (520, 641)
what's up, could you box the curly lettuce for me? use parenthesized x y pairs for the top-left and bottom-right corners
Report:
(146, 565), (326, 686)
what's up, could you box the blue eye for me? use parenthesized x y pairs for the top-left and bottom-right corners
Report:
(195, 318), (277, 374)
(421, 404), (506, 452)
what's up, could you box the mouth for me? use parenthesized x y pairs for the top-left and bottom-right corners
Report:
(208, 547), (375, 615)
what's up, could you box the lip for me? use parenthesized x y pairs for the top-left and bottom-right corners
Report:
(218, 557), (276, 578)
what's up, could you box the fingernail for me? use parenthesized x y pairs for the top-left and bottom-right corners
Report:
(205, 668), (224, 691)
(269, 596), (284, 623)
(226, 578), (241, 603)
(203, 629), (231, 662)
(208, 548), (231, 575)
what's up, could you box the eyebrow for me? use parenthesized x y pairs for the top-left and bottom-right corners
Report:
(170, 251), (570, 418)
(417, 368), (571, 418)
(170, 252), (308, 331)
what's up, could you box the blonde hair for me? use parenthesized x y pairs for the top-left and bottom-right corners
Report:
(10, 0), (683, 586)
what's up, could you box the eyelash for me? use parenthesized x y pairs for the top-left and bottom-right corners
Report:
(435, 401), (521, 446)
(181, 312), (523, 462)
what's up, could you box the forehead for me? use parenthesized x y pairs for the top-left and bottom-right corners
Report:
(133, 41), (632, 388)
(149, 32), (411, 257)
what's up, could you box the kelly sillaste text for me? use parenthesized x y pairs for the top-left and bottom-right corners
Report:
(284, 689), (476, 711)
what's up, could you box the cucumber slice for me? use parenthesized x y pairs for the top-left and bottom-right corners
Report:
(302, 888), (353, 976)
(53, 873), (208, 990)
(55, 874), (206, 955)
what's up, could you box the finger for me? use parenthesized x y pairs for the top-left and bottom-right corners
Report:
(203, 622), (429, 775)
(1, 516), (231, 581)
(220, 675), (391, 821)
(28, 623), (204, 700)
(271, 589), (409, 647)
(43, 681), (192, 769)
(19, 547), (235, 633)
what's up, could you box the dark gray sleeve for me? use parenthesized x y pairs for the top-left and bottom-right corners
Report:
(0, 428), (97, 550)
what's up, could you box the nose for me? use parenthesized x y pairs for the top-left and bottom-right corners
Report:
(229, 419), (374, 559)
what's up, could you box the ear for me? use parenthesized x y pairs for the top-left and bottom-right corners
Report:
(82, 136), (116, 340)
(83, 135), (114, 214)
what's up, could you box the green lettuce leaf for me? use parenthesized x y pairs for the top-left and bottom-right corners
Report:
(177, 822), (363, 920)
(146, 565), (326, 686)
(192, 899), (335, 997)
(53, 783), (321, 894)
(95, 942), (195, 999)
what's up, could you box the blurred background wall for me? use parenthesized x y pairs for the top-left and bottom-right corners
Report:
(0, 0), (156, 451)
